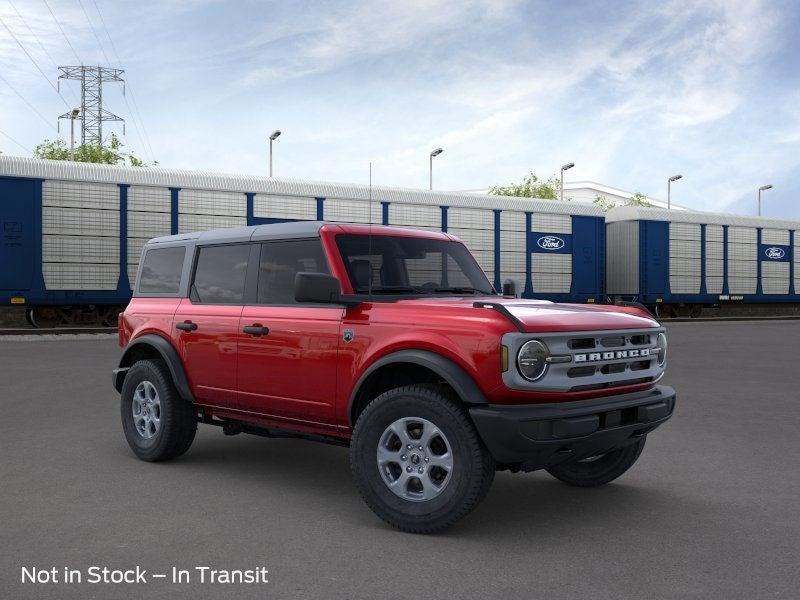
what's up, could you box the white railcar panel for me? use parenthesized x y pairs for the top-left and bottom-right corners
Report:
(180, 189), (246, 216)
(43, 206), (119, 237)
(728, 277), (756, 294)
(532, 213), (571, 234)
(42, 179), (118, 210)
(533, 272), (571, 293)
(705, 241), (724, 260)
(448, 227), (493, 250)
(706, 225), (724, 242)
(706, 258), (724, 279)
(669, 222), (700, 241)
(447, 207), (493, 230)
(498, 229), (526, 250)
(669, 239), (701, 259)
(670, 276), (701, 294)
(324, 198), (381, 224)
(128, 186), (170, 213)
(728, 226), (757, 245)
(707, 276), (724, 294)
(762, 262), (789, 294)
(469, 250), (494, 275)
(500, 251), (526, 273)
(670, 257), (701, 275)
(533, 253), (571, 274)
(128, 211), (171, 238)
(389, 203), (441, 228)
(761, 229), (790, 245)
(728, 261), (757, 277)
(179, 214), (246, 233)
(43, 235), (118, 263)
(500, 210), (526, 232)
(43, 263), (119, 290)
(253, 195), (316, 220)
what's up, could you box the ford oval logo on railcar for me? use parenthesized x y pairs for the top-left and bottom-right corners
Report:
(765, 246), (786, 260)
(537, 235), (565, 250)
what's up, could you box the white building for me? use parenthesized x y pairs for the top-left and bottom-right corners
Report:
(459, 181), (689, 210)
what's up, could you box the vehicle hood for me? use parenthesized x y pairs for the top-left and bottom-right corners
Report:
(395, 296), (660, 332)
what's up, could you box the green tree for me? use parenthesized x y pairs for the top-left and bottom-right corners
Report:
(489, 171), (562, 200)
(34, 134), (154, 167)
(593, 191), (653, 212)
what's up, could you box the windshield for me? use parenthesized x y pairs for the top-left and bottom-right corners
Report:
(336, 234), (494, 295)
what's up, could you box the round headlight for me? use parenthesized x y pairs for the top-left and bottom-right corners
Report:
(656, 332), (667, 367)
(517, 340), (549, 381)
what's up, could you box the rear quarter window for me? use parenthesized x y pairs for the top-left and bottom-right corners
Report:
(138, 246), (186, 294)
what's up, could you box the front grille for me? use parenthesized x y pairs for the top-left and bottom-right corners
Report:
(502, 327), (665, 393)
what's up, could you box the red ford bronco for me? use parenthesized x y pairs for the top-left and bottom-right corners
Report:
(113, 222), (675, 533)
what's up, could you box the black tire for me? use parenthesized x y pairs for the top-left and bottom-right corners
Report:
(545, 437), (646, 487)
(350, 384), (495, 534)
(120, 359), (197, 462)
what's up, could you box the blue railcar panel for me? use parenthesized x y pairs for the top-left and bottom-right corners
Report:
(0, 177), (37, 291)
(570, 216), (604, 297)
(639, 220), (669, 301)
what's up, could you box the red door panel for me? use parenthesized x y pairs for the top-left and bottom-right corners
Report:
(173, 298), (242, 406)
(237, 306), (343, 424)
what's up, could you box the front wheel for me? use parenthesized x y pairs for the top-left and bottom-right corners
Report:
(545, 437), (646, 487)
(350, 385), (495, 534)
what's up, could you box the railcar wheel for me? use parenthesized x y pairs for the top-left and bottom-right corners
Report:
(29, 307), (62, 328)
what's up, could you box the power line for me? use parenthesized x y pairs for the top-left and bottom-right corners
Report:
(0, 72), (59, 132)
(0, 13), (71, 109)
(6, 0), (81, 105)
(76, 0), (111, 64)
(0, 127), (33, 153)
(42, 0), (82, 65)
(89, 0), (155, 162)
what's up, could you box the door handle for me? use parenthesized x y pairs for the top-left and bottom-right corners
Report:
(242, 324), (269, 336)
(175, 320), (198, 332)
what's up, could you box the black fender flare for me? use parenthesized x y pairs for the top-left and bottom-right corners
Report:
(113, 334), (194, 403)
(348, 349), (488, 425)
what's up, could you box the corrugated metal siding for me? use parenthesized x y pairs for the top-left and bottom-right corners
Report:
(607, 205), (800, 230)
(0, 156), (604, 216)
(253, 194), (316, 220)
(669, 223), (700, 294)
(762, 261), (789, 294)
(127, 186), (171, 284)
(533, 254), (571, 293)
(447, 208), (494, 275)
(179, 188), (245, 217)
(388, 203), (441, 229)
(42, 180), (120, 290)
(727, 226), (757, 294)
(605, 221), (639, 295)
(324, 198), (382, 224)
(532, 213), (571, 234)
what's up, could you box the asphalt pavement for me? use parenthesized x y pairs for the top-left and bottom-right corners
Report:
(1, 321), (798, 599)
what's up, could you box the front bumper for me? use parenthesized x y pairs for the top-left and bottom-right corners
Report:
(469, 385), (676, 472)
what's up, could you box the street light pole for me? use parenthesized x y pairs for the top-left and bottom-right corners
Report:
(69, 108), (80, 161)
(758, 184), (773, 216)
(560, 162), (574, 202)
(429, 148), (443, 190)
(269, 130), (281, 177)
(667, 174), (682, 209)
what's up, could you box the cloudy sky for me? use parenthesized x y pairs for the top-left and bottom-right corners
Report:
(1, 0), (799, 217)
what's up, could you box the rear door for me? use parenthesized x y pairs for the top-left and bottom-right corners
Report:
(237, 238), (342, 424)
(173, 243), (254, 406)
(0, 178), (36, 290)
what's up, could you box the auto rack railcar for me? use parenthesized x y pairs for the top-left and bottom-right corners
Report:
(0, 157), (605, 326)
(606, 206), (800, 317)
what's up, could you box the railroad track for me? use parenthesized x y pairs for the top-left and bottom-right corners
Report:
(0, 327), (116, 336)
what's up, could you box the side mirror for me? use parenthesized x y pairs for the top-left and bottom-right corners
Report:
(295, 272), (357, 306)
(502, 279), (517, 297)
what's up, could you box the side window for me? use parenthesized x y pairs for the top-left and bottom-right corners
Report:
(192, 244), (250, 304)
(258, 239), (329, 304)
(138, 246), (185, 294)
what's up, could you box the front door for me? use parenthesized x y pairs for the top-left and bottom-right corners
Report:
(237, 239), (342, 425)
(173, 243), (253, 406)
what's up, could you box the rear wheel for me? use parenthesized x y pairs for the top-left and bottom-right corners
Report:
(350, 385), (494, 534)
(545, 437), (646, 487)
(120, 359), (197, 462)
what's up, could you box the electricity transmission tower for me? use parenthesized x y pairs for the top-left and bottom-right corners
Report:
(57, 66), (125, 146)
